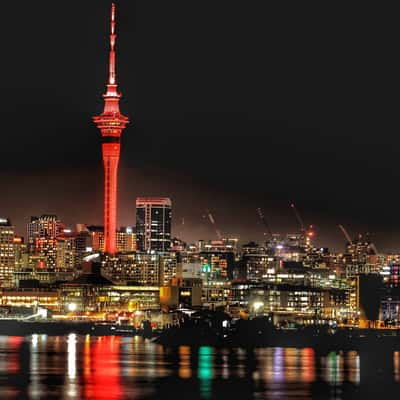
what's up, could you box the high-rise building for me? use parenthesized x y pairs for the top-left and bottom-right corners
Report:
(240, 242), (276, 281)
(74, 230), (91, 268)
(0, 218), (15, 287)
(27, 215), (61, 268)
(13, 236), (27, 271)
(86, 225), (105, 252)
(27, 215), (61, 254)
(56, 231), (76, 271)
(36, 238), (58, 268)
(93, 3), (129, 254)
(85, 225), (135, 254)
(116, 227), (136, 253)
(136, 197), (172, 252)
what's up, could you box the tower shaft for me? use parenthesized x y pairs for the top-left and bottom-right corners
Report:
(93, 3), (129, 254)
(103, 142), (120, 254)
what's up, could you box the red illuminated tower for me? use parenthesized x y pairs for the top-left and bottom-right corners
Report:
(93, 4), (129, 254)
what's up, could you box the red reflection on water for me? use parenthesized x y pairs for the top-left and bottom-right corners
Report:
(83, 337), (122, 400)
(301, 348), (315, 382)
(394, 352), (399, 383)
(8, 336), (23, 374)
(84, 337), (91, 379)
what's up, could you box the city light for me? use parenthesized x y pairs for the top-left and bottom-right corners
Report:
(68, 303), (77, 312)
(0, 1), (395, 399)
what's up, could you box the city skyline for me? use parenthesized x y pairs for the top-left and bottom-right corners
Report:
(0, 2), (398, 251)
(0, 4), (399, 399)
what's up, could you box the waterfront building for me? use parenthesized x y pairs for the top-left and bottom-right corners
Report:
(202, 280), (231, 309)
(0, 218), (15, 287)
(229, 280), (354, 322)
(160, 277), (202, 309)
(381, 297), (400, 323)
(0, 288), (60, 311)
(13, 269), (75, 287)
(60, 261), (159, 312)
(136, 197), (172, 252)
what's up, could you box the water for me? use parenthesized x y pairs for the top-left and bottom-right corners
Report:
(0, 334), (398, 399)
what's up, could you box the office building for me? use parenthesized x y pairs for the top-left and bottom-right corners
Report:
(116, 227), (136, 252)
(0, 218), (15, 287)
(136, 197), (172, 252)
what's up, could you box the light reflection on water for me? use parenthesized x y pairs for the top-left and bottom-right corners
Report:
(0, 335), (399, 399)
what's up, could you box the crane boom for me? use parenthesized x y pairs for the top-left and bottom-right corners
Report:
(369, 242), (379, 255)
(338, 224), (353, 245)
(290, 203), (305, 232)
(256, 207), (273, 238)
(206, 209), (222, 240)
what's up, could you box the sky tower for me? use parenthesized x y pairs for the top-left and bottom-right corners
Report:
(93, 3), (129, 254)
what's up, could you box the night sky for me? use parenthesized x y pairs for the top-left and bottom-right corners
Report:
(0, 1), (398, 251)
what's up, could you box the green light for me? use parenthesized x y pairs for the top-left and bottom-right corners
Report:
(203, 263), (211, 273)
(198, 346), (213, 398)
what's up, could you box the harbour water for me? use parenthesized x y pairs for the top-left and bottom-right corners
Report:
(0, 335), (398, 399)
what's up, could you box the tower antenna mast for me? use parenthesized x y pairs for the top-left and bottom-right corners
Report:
(93, 3), (129, 254)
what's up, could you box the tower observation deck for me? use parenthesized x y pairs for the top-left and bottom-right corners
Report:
(93, 3), (129, 254)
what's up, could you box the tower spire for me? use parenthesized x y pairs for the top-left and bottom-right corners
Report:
(108, 3), (117, 86)
(104, 3), (120, 105)
(93, 3), (129, 255)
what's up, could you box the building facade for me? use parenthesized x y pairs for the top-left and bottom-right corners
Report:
(136, 197), (172, 252)
(0, 218), (15, 287)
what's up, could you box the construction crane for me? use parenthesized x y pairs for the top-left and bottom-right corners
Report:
(290, 203), (315, 238)
(256, 207), (273, 239)
(369, 242), (379, 255)
(338, 224), (353, 245)
(290, 203), (305, 233)
(338, 225), (379, 255)
(205, 209), (222, 240)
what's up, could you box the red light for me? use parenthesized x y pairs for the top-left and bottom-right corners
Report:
(93, 3), (129, 255)
(308, 231), (315, 237)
